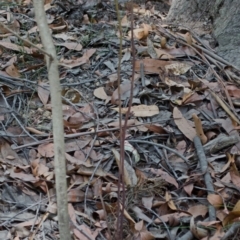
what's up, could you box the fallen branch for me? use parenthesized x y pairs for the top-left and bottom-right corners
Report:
(193, 136), (216, 221)
(191, 134), (239, 166)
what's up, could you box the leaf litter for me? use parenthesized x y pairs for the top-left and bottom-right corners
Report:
(0, 0), (240, 239)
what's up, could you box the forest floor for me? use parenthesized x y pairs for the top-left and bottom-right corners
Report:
(0, 0), (240, 239)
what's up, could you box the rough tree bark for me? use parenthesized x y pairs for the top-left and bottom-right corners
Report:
(167, 0), (240, 68)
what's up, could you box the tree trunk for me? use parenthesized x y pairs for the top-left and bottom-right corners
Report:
(167, 0), (240, 68)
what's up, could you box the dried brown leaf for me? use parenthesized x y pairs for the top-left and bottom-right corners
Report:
(173, 107), (196, 141)
(112, 104), (159, 117)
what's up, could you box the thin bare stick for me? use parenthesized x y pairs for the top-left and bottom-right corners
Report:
(115, 1), (137, 238)
(114, 0), (125, 238)
(193, 136), (216, 221)
(33, 0), (71, 239)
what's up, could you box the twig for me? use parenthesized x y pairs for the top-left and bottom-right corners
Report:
(116, 1), (136, 238)
(114, 0), (125, 237)
(193, 136), (216, 221)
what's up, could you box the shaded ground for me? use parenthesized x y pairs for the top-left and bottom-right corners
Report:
(0, 0), (240, 239)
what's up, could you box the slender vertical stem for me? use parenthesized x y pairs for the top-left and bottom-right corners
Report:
(33, 1), (71, 239)
(114, 0), (124, 238)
